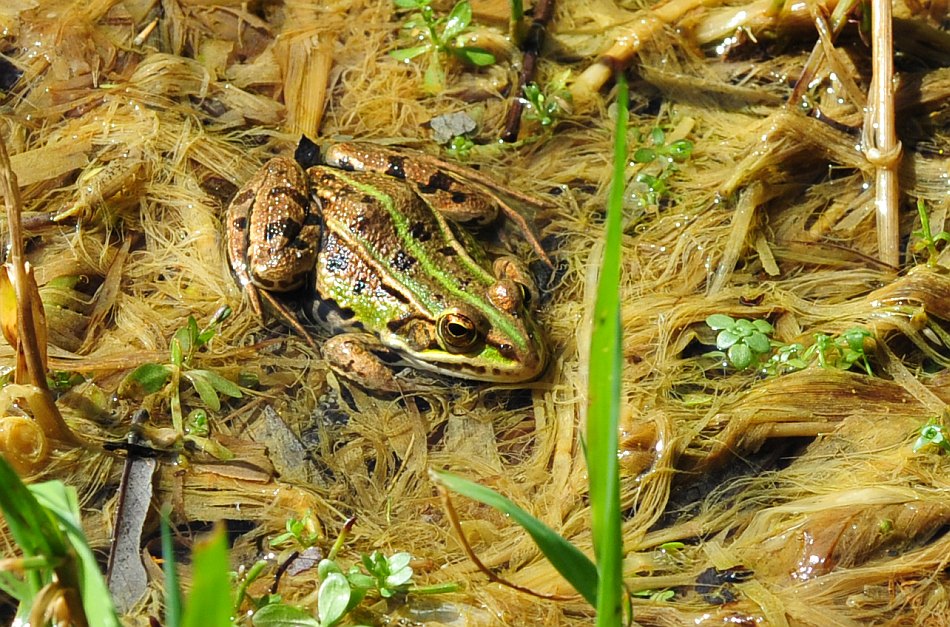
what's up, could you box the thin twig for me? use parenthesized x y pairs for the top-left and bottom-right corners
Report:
(866, 0), (901, 267)
(435, 482), (576, 601)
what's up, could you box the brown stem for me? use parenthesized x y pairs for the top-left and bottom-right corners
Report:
(0, 135), (78, 445)
(501, 0), (556, 143)
(867, 0), (900, 267)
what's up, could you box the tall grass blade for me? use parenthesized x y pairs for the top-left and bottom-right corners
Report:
(31, 482), (121, 627)
(431, 469), (598, 605)
(182, 525), (233, 627)
(587, 73), (628, 626)
(162, 507), (183, 627)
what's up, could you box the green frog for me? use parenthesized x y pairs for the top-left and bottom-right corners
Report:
(226, 142), (548, 392)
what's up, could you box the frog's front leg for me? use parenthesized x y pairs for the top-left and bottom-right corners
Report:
(485, 256), (540, 314)
(323, 333), (406, 394)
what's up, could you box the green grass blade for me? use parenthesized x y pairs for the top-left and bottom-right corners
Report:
(162, 508), (183, 627)
(31, 482), (121, 627)
(182, 525), (233, 627)
(431, 469), (598, 605)
(586, 73), (629, 626)
(0, 455), (68, 608)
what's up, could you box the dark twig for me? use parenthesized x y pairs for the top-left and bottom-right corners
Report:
(501, 0), (556, 143)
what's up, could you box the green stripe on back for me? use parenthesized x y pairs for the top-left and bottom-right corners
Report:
(333, 170), (529, 351)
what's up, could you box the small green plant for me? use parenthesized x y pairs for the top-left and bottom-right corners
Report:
(119, 306), (241, 452)
(705, 315), (876, 376)
(161, 512), (233, 627)
(911, 199), (950, 267)
(807, 327), (874, 375)
(390, 0), (495, 94)
(445, 134), (475, 160)
(631, 126), (694, 206)
(251, 520), (456, 627)
(706, 314), (774, 370)
(522, 74), (572, 130)
(913, 417), (950, 454)
(270, 510), (323, 550)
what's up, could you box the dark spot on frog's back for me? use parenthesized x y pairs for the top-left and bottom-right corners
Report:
(231, 188), (256, 207)
(232, 216), (247, 231)
(451, 191), (468, 204)
(418, 171), (454, 194)
(386, 156), (407, 179)
(409, 221), (431, 242)
(325, 252), (347, 272)
(268, 185), (310, 211)
(265, 217), (301, 242)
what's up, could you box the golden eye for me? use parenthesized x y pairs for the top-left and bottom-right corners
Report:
(437, 312), (480, 351)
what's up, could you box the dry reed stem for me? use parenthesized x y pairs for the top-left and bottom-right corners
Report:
(866, 0), (901, 268)
(0, 135), (78, 446)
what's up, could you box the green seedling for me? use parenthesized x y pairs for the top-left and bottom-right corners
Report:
(632, 126), (694, 206)
(706, 314), (774, 370)
(119, 306), (242, 453)
(0, 457), (120, 627)
(270, 510), (323, 550)
(911, 199), (950, 267)
(522, 75), (572, 130)
(913, 417), (950, 454)
(390, 0), (495, 94)
(252, 519), (455, 627)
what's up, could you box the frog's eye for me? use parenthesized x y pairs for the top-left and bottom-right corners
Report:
(437, 312), (480, 351)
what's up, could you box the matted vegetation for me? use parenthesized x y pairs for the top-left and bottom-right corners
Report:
(0, 0), (948, 624)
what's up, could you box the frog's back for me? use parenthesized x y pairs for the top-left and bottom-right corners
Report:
(309, 167), (495, 334)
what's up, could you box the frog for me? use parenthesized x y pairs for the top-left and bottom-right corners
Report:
(226, 141), (549, 392)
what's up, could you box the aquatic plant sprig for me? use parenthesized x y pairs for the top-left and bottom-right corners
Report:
(913, 417), (950, 454)
(119, 306), (242, 449)
(390, 0), (496, 94)
(631, 126), (694, 206)
(911, 199), (950, 267)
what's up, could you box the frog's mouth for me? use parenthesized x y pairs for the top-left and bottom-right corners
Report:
(391, 333), (548, 383)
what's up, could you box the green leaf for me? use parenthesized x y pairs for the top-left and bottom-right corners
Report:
(390, 45), (431, 61)
(632, 147), (657, 164)
(120, 363), (171, 398)
(182, 527), (233, 627)
(751, 319), (774, 334)
(29, 480), (122, 627)
(706, 314), (734, 330)
(201, 369), (243, 399)
(161, 509), (182, 627)
(183, 370), (221, 411)
(454, 46), (495, 66)
(442, 0), (472, 41)
(318, 572), (351, 626)
(667, 139), (693, 160)
(716, 330), (740, 350)
(432, 470), (598, 605)
(588, 70), (627, 627)
(650, 126), (665, 146)
(252, 603), (320, 626)
(728, 342), (753, 369)
(746, 332), (771, 354)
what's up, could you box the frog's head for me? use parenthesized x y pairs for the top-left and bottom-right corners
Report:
(382, 276), (547, 384)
